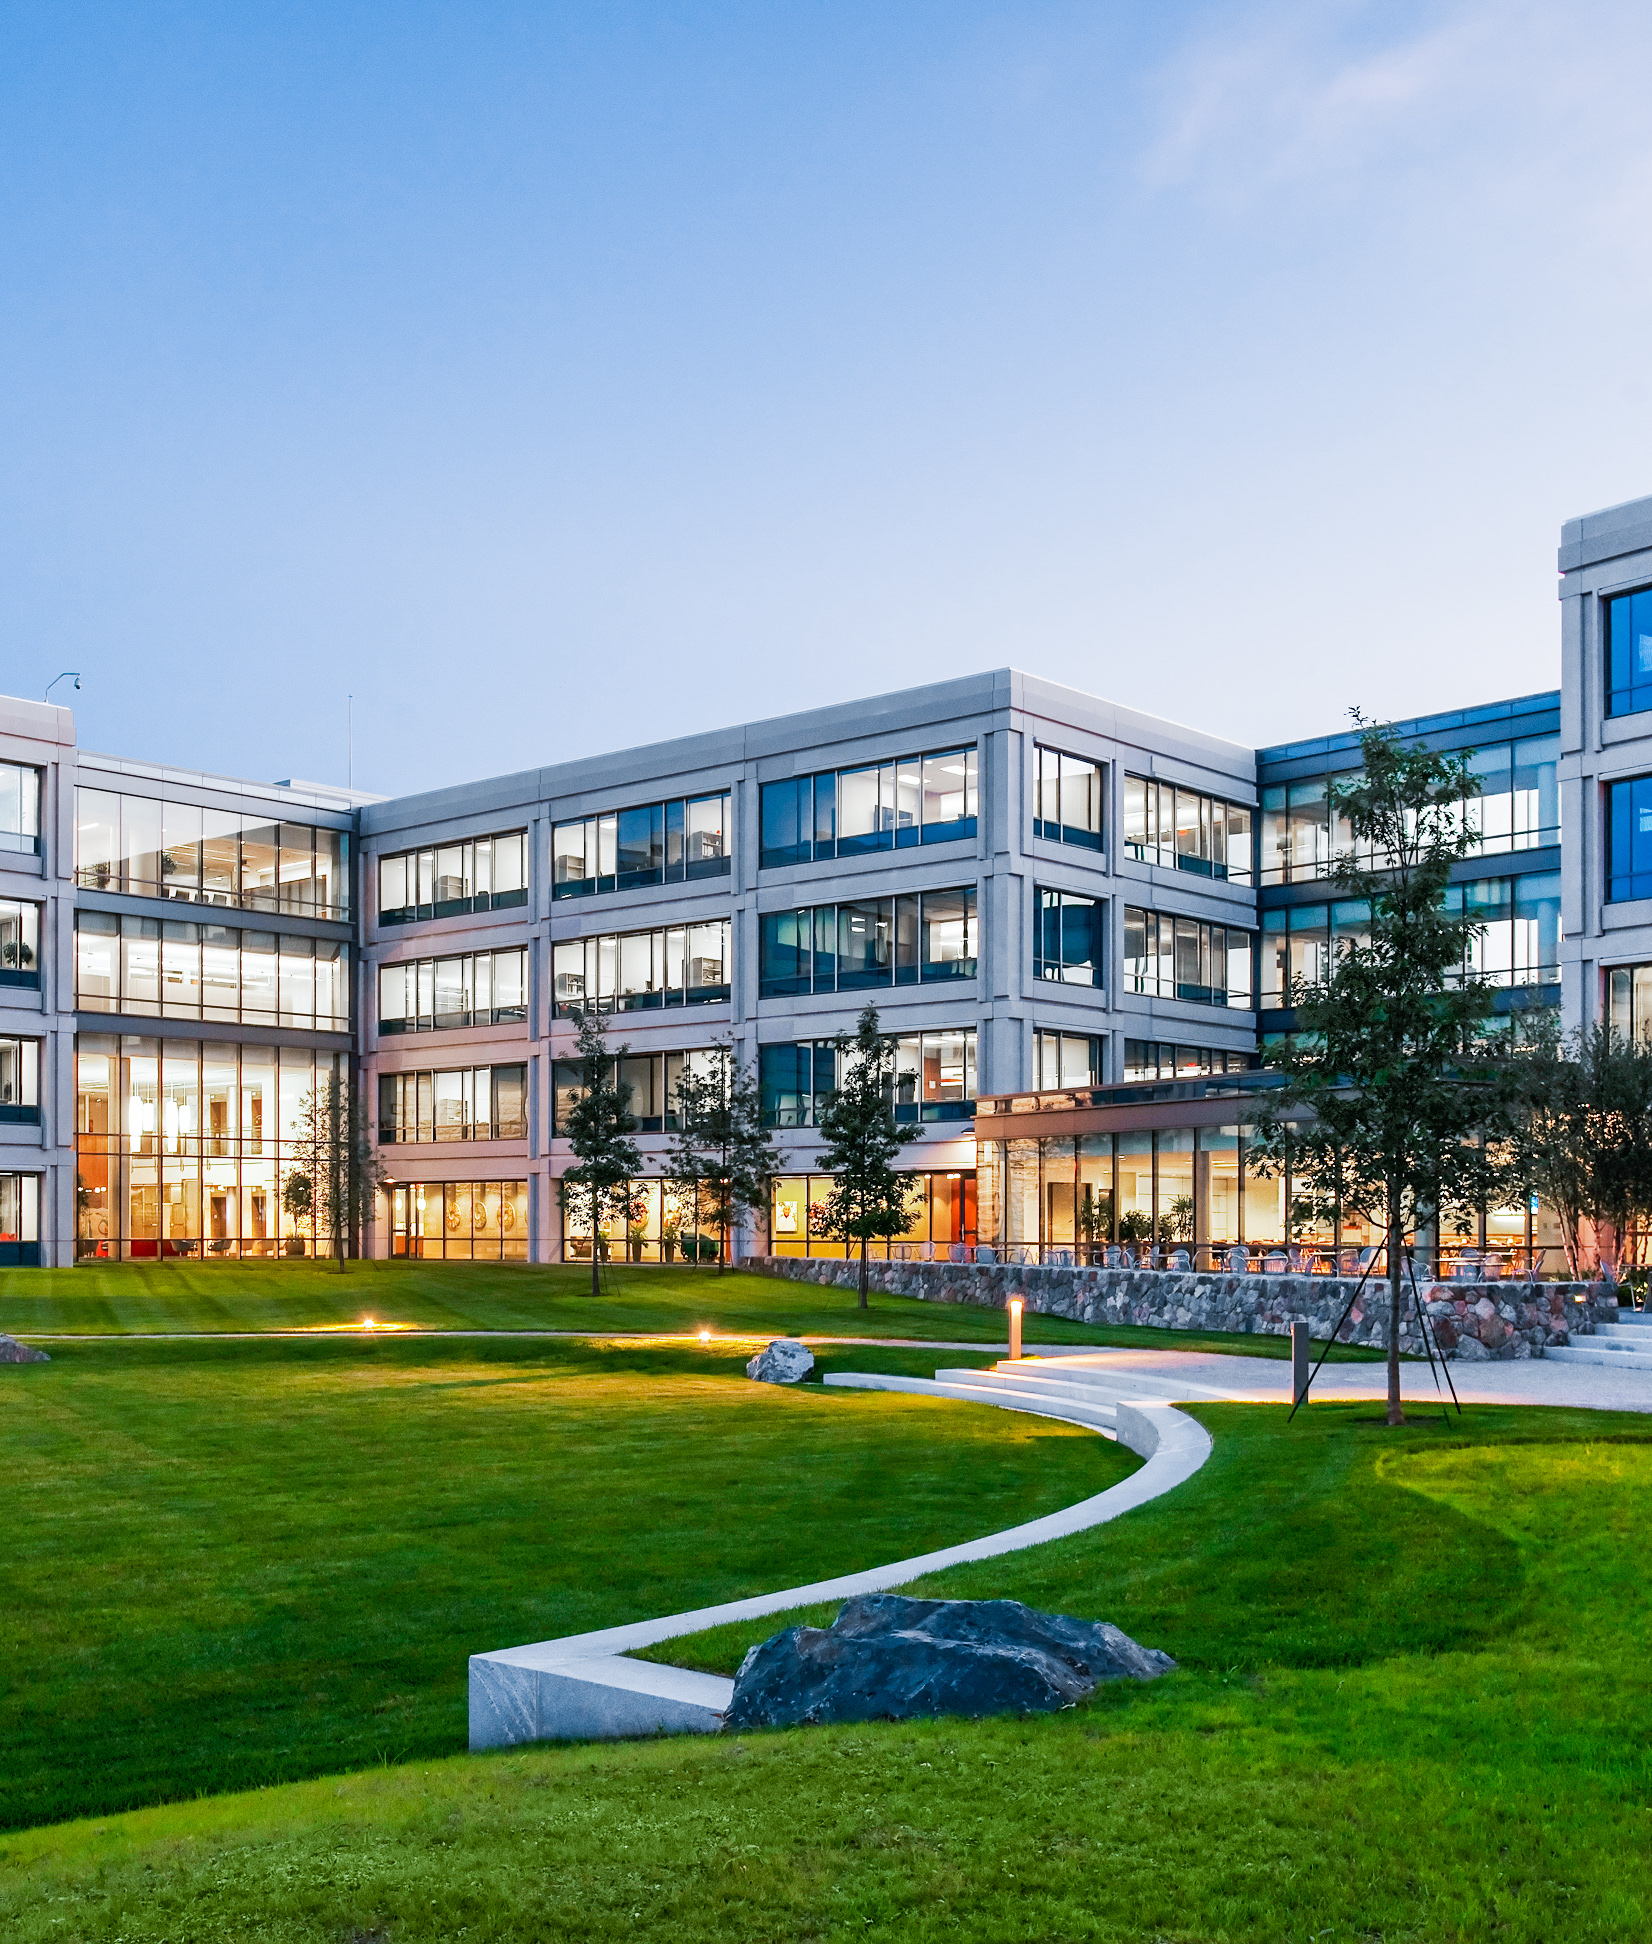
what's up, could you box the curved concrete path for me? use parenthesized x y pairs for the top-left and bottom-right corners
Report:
(468, 1370), (1212, 1749)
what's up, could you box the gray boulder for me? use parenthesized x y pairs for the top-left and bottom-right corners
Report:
(723, 1593), (1174, 1730)
(745, 1337), (815, 1385)
(0, 1335), (49, 1364)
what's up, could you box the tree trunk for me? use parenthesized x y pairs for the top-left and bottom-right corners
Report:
(591, 1228), (600, 1299)
(1386, 1184), (1405, 1426)
(858, 1235), (869, 1309)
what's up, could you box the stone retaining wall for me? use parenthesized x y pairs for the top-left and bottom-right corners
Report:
(748, 1256), (1619, 1360)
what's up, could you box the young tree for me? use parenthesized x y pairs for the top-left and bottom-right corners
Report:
(290, 1072), (384, 1272)
(558, 1009), (642, 1297)
(1248, 716), (1504, 1425)
(812, 1004), (923, 1308)
(665, 1041), (787, 1272)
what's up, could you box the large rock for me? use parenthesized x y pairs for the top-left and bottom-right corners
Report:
(0, 1335), (49, 1363)
(723, 1594), (1174, 1730)
(745, 1337), (814, 1385)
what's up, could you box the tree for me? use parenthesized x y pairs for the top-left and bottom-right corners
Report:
(1511, 1019), (1652, 1281)
(290, 1072), (383, 1272)
(558, 1009), (642, 1297)
(811, 1004), (923, 1308)
(665, 1041), (787, 1272)
(1248, 716), (1503, 1425)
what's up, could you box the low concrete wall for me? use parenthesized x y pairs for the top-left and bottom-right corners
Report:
(749, 1256), (1619, 1360)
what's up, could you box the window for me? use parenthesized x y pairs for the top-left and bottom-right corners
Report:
(759, 747), (977, 869)
(75, 789), (350, 918)
(0, 1038), (40, 1122)
(1609, 776), (1652, 903)
(552, 1047), (720, 1135)
(378, 948), (528, 1033)
(0, 764), (42, 856)
(1122, 777), (1252, 883)
(1609, 964), (1652, 1044)
(74, 1036), (347, 1260)
(0, 899), (41, 988)
(0, 1172), (39, 1263)
(552, 794), (729, 899)
(387, 1181), (528, 1260)
(1123, 907), (1253, 1008)
(767, 1170), (976, 1257)
(75, 914), (350, 1029)
(758, 1030), (976, 1127)
(552, 920), (730, 1016)
(1259, 903), (1368, 1007)
(379, 829), (528, 922)
(1034, 1031), (1102, 1090)
(1607, 586), (1652, 718)
(1122, 1040), (1253, 1082)
(758, 890), (976, 997)
(1033, 888), (1103, 988)
(378, 1065), (527, 1143)
(1445, 874), (1561, 988)
(1033, 748), (1103, 851)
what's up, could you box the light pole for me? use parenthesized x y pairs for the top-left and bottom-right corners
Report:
(45, 672), (80, 703)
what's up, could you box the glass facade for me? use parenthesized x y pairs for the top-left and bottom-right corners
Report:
(553, 796), (730, 898)
(0, 1036), (40, 1121)
(379, 830), (527, 923)
(75, 914), (350, 1030)
(759, 748), (978, 868)
(1122, 908), (1253, 1007)
(758, 1029), (976, 1126)
(0, 1171), (39, 1264)
(1123, 777), (1252, 883)
(1608, 964), (1652, 1044)
(559, 1176), (731, 1263)
(378, 1065), (527, 1142)
(1608, 775), (1652, 903)
(1607, 585), (1652, 718)
(551, 1047), (721, 1135)
(378, 948), (528, 1033)
(387, 1180), (528, 1259)
(1034, 1031), (1102, 1090)
(1122, 1040), (1253, 1082)
(75, 789), (350, 917)
(553, 921), (731, 1015)
(1, 763), (42, 855)
(1032, 747), (1103, 850)
(759, 891), (975, 998)
(75, 1036), (345, 1260)
(0, 898), (41, 988)
(1033, 889), (1103, 987)
(767, 1170), (977, 1258)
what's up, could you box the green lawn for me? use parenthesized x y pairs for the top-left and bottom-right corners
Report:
(4, 1402), (1650, 1941)
(0, 1333), (1131, 1832)
(0, 1258), (1389, 1359)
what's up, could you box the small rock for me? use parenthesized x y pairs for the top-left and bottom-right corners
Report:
(724, 1594), (1174, 1730)
(0, 1335), (49, 1364)
(745, 1337), (814, 1385)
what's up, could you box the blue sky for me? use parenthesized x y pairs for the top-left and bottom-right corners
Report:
(3, 2), (1650, 794)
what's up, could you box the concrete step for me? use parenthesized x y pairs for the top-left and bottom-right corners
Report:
(1544, 1344), (1652, 1371)
(824, 1370), (1120, 1435)
(1570, 1329), (1652, 1352)
(933, 1368), (1132, 1418)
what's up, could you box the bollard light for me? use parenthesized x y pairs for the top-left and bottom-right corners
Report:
(1008, 1297), (1023, 1362)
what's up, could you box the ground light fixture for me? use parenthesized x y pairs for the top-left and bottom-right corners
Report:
(1008, 1297), (1023, 1361)
(698, 1328), (712, 1343)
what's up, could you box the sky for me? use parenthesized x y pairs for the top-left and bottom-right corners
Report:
(4, 0), (1652, 796)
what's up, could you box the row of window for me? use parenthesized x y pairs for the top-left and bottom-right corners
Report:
(0, 1036), (38, 1119)
(75, 916), (351, 1031)
(0, 1172), (38, 1260)
(1123, 777), (1253, 884)
(377, 1065), (528, 1143)
(379, 830), (527, 924)
(1121, 908), (1254, 1009)
(379, 950), (528, 1034)
(550, 1048), (722, 1135)
(1121, 1040), (1255, 1083)
(1260, 737), (1560, 884)
(769, 1170), (977, 1257)
(76, 788), (351, 918)
(386, 1181), (529, 1260)
(1033, 889), (1104, 988)
(759, 748), (978, 868)
(552, 922), (731, 1015)
(553, 796), (730, 898)
(1032, 747), (1104, 850)
(758, 892), (977, 998)
(1, 898), (39, 985)
(1607, 584), (1652, 719)
(757, 1029), (978, 1127)
(1, 763), (41, 855)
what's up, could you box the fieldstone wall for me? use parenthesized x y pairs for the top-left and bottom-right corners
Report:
(748, 1256), (1619, 1360)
